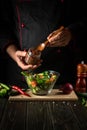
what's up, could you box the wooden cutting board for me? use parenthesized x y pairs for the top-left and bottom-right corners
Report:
(9, 89), (78, 101)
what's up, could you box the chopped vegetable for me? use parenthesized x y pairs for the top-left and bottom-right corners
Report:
(21, 70), (59, 95)
(0, 89), (7, 97)
(0, 83), (10, 97)
(0, 83), (10, 90)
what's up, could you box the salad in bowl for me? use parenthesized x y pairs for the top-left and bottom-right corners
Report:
(21, 70), (60, 95)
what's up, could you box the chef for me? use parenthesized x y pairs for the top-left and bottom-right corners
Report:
(0, 0), (87, 88)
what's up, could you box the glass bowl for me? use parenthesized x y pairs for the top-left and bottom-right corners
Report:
(21, 70), (60, 95)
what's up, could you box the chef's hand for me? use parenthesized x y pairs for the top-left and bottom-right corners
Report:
(6, 44), (41, 70)
(47, 27), (72, 47)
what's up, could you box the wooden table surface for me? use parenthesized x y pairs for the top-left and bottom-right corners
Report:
(0, 92), (87, 130)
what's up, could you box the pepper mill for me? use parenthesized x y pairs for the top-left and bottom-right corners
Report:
(75, 61), (87, 93)
(24, 47), (41, 65)
(24, 26), (64, 65)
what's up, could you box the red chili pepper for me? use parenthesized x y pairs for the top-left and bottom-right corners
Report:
(12, 86), (31, 97)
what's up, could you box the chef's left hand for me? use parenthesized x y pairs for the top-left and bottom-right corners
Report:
(6, 44), (41, 70)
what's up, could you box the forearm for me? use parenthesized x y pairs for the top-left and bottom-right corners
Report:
(6, 44), (18, 62)
(67, 20), (87, 40)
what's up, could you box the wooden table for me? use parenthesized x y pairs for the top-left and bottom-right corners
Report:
(0, 90), (87, 130)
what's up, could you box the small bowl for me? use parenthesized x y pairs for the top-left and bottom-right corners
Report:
(21, 70), (60, 95)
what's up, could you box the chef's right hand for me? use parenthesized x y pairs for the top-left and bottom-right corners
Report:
(47, 27), (72, 47)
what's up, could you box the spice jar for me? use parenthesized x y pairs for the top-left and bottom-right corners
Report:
(24, 48), (41, 65)
(75, 61), (87, 93)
